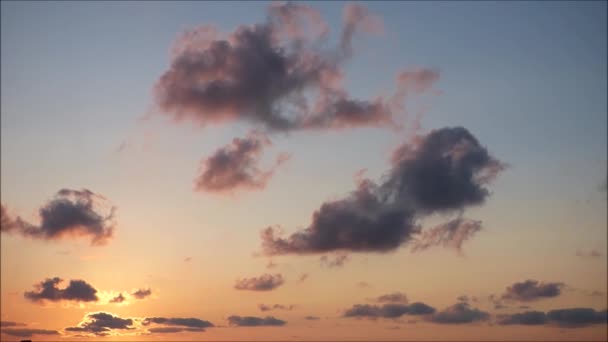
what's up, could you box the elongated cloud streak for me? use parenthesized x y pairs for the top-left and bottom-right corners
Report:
(234, 274), (285, 291)
(261, 127), (504, 255)
(1, 188), (115, 245)
(343, 302), (435, 319)
(502, 280), (564, 302)
(227, 315), (286, 327)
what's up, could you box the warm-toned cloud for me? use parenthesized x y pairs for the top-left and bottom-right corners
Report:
(576, 249), (602, 258)
(261, 127), (504, 255)
(428, 302), (490, 324)
(343, 302), (435, 319)
(0, 321), (26, 327)
(155, 3), (434, 133)
(502, 280), (564, 302)
(297, 273), (308, 283)
(1, 188), (115, 245)
(109, 293), (126, 303)
(235, 273), (284, 291)
(194, 132), (289, 194)
(65, 312), (134, 336)
(227, 315), (286, 327)
(411, 218), (482, 253)
(304, 316), (320, 320)
(132, 288), (152, 299)
(1, 328), (60, 337)
(258, 304), (295, 312)
(497, 308), (607, 328)
(320, 253), (350, 268)
(147, 327), (206, 333)
(24, 277), (98, 304)
(143, 317), (214, 329)
(373, 292), (408, 304)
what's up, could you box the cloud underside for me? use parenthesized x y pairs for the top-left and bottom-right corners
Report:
(228, 315), (286, 327)
(502, 280), (564, 302)
(1, 188), (115, 245)
(261, 127), (504, 255)
(24, 277), (98, 303)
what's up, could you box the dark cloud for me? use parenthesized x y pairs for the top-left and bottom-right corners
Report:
(547, 308), (607, 328)
(261, 127), (504, 255)
(132, 288), (152, 299)
(428, 302), (489, 324)
(411, 218), (482, 253)
(374, 292), (408, 304)
(1, 328), (60, 337)
(497, 311), (547, 325)
(344, 302), (435, 319)
(320, 253), (350, 268)
(109, 293), (126, 303)
(24, 277), (98, 303)
(65, 312), (134, 336)
(148, 327), (206, 333)
(304, 316), (320, 320)
(259, 304), (295, 312)
(227, 315), (286, 327)
(0, 321), (26, 327)
(155, 3), (435, 133)
(502, 280), (564, 302)
(1, 189), (115, 245)
(235, 273), (284, 291)
(194, 132), (289, 193)
(143, 317), (214, 328)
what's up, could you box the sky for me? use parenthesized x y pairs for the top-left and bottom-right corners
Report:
(1, 1), (607, 341)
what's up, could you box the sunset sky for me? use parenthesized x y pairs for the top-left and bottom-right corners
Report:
(1, 1), (607, 341)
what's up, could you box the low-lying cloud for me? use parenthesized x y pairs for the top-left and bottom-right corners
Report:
(259, 304), (295, 312)
(428, 302), (490, 324)
(65, 312), (134, 336)
(498, 308), (607, 328)
(227, 315), (286, 327)
(343, 302), (435, 319)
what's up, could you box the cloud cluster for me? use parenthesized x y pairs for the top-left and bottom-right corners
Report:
(1, 188), (115, 245)
(344, 302), (435, 319)
(24, 277), (98, 304)
(261, 127), (504, 255)
(259, 304), (295, 312)
(320, 253), (350, 268)
(498, 308), (607, 328)
(501, 280), (564, 302)
(234, 273), (285, 291)
(65, 312), (134, 336)
(227, 315), (286, 327)
(428, 302), (490, 324)
(194, 132), (289, 193)
(155, 3), (433, 133)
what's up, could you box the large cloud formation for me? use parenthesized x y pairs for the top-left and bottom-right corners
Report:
(65, 312), (134, 336)
(343, 302), (435, 319)
(24, 277), (98, 304)
(501, 280), (564, 302)
(227, 315), (286, 327)
(155, 2), (438, 132)
(1, 188), (115, 245)
(261, 127), (504, 255)
(498, 308), (607, 328)
(234, 273), (285, 291)
(194, 132), (289, 193)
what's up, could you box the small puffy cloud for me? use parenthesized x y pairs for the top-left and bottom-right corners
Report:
(132, 288), (152, 299)
(497, 311), (547, 325)
(344, 302), (435, 319)
(109, 293), (126, 303)
(1, 189), (116, 245)
(227, 315), (286, 327)
(65, 312), (134, 336)
(258, 304), (295, 312)
(428, 302), (489, 324)
(374, 292), (408, 304)
(234, 274), (284, 291)
(24, 277), (98, 304)
(502, 280), (564, 302)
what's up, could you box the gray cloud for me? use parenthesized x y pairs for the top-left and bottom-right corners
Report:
(304, 316), (320, 320)
(502, 280), (564, 302)
(147, 327), (206, 333)
(1, 188), (115, 245)
(1, 328), (60, 337)
(65, 312), (134, 336)
(344, 302), (435, 319)
(497, 311), (547, 325)
(227, 315), (286, 327)
(194, 132), (289, 194)
(235, 273), (284, 291)
(320, 253), (350, 268)
(576, 249), (602, 258)
(109, 293), (126, 303)
(374, 292), (408, 304)
(143, 317), (214, 329)
(0, 321), (26, 327)
(24, 277), (98, 303)
(411, 218), (482, 253)
(259, 304), (295, 312)
(132, 288), (152, 299)
(428, 302), (490, 324)
(261, 127), (504, 255)
(547, 308), (607, 328)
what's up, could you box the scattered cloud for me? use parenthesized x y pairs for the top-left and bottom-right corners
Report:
(411, 218), (482, 253)
(65, 312), (134, 336)
(0, 321), (26, 327)
(259, 304), (295, 312)
(304, 316), (320, 320)
(109, 293), (126, 303)
(497, 308), (607, 328)
(497, 311), (547, 325)
(297, 273), (309, 283)
(194, 132), (289, 194)
(227, 315), (286, 327)
(24, 277), (98, 304)
(1, 188), (116, 245)
(428, 302), (490, 324)
(576, 249), (602, 259)
(132, 288), (152, 300)
(357, 281), (372, 288)
(502, 280), (564, 302)
(373, 292), (408, 304)
(235, 273), (284, 291)
(344, 302), (435, 319)
(143, 317), (214, 329)
(261, 127), (504, 255)
(320, 253), (350, 268)
(1, 328), (60, 337)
